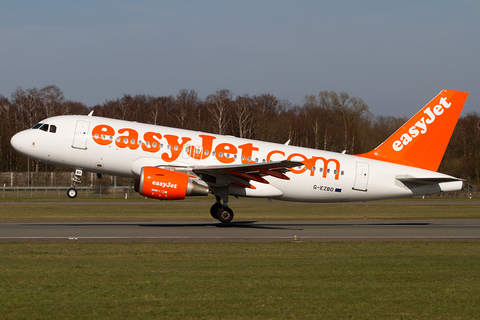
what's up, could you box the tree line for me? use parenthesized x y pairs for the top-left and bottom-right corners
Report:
(1, 85), (478, 186)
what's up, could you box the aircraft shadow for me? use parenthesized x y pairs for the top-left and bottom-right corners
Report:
(139, 221), (431, 230)
(11, 221), (431, 232)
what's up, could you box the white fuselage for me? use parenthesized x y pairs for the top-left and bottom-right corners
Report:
(10, 115), (462, 202)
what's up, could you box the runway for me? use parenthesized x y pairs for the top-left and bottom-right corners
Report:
(1, 219), (480, 242)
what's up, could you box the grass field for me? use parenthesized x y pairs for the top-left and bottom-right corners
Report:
(1, 197), (480, 221)
(1, 242), (480, 319)
(1, 198), (479, 319)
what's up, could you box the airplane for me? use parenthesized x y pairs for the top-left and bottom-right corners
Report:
(10, 89), (469, 223)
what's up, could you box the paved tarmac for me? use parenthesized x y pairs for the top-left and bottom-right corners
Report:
(1, 219), (480, 242)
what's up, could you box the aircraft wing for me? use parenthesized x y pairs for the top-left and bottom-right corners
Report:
(192, 160), (303, 188)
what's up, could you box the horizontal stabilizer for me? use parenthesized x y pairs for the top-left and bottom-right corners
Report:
(396, 175), (464, 185)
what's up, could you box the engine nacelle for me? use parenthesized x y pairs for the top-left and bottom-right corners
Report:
(135, 167), (209, 200)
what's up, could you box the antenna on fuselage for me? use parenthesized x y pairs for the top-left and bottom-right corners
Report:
(87, 110), (94, 117)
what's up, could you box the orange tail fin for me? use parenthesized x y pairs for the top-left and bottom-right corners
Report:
(356, 89), (469, 171)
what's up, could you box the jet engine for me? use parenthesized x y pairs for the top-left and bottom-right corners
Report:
(135, 167), (209, 200)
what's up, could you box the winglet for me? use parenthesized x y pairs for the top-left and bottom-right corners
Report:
(356, 90), (469, 171)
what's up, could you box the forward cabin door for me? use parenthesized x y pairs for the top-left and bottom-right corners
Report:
(353, 162), (369, 191)
(72, 120), (90, 150)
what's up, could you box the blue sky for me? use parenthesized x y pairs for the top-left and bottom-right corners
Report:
(1, 0), (479, 116)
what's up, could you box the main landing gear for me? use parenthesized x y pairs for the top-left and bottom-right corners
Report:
(210, 201), (234, 223)
(210, 187), (234, 223)
(67, 169), (83, 199)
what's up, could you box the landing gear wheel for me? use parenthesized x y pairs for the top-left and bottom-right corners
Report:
(67, 187), (78, 199)
(210, 203), (223, 219)
(216, 206), (234, 224)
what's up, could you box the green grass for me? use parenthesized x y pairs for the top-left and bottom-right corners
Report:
(1, 198), (479, 318)
(0, 197), (479, 220)
(1, 242), (480, 319)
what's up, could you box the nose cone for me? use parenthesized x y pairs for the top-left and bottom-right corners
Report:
(10, 131), (23, 152)
(10, 130), (34, 157)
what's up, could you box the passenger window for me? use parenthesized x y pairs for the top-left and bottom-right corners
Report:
(39, 124), (49, 132)
(32, 123), (43, 129)
(49, 125), (57, 133)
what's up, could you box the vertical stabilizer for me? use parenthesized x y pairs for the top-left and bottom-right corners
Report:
(356, 89), (469, 171)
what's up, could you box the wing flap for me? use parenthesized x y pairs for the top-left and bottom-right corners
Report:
(193, 160), (302, 187)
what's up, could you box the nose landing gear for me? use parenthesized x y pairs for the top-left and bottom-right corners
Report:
(67, 169), (83, 199)
(67, 187), (78, 198)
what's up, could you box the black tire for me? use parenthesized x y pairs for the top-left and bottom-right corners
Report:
(67, 188), (78, 199)
(216, 206), (234, 223)
(210, 202), (223, 219)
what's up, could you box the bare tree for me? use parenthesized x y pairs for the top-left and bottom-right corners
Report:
(40, 85), (65, 117)
(315, 91), (371, 153)
(234, 95), (254, 138)
(175, 89), (198, 128)
(252, 93), (279, 141)
(206, 89), (233, 135)
(11, 87), (42, 129)
(149, 96), (173, 126)
(117, 95), (132, 120)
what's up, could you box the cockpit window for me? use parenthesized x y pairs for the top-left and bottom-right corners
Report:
(32, 122), (57, 133)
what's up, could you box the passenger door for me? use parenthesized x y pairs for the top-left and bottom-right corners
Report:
(72, 120), (90, 150)
(353, 162), (369, 191)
